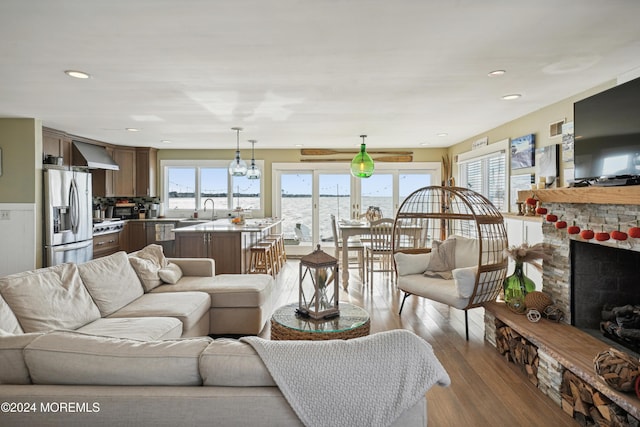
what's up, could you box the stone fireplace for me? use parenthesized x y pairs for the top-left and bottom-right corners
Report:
(539, 197), (640, 347)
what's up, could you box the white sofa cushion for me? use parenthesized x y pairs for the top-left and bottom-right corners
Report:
(24, 331), (211, 386)
(200, 339), (276, 387)
(108, 292), (210, 334)
(449, 235), (480, 268)
(452, 266), (478, 298)
(394, 252), (430, 276)
(151, 274), (273, 308)
(0, 293), (23, 334)
(0, 263), (101, 333)
(0, 332), (44, 384)
(77, 251), (144, 317)
(76, 317), (183, 341)
(397, 274), (469, 310)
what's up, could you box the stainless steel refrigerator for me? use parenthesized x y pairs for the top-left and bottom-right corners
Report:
(44, 169), (93, 266)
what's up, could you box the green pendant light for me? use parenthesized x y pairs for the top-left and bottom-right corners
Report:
(350, 135), (374, 178)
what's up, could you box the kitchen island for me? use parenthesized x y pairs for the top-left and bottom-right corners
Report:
(173, 218), (282, 274)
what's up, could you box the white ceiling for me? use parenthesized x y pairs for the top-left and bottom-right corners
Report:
(2, 0), (640, 150)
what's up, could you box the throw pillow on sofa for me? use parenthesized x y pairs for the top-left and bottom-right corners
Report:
(77, 251), (145, 317)
(128, 244), (173, 291)
(0, 263), (101, 332)
(424, 239), (456, 280)
(158, 262), (183, 284)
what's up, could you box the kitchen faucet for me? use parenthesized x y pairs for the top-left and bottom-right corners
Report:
(203, 198), (216, 220)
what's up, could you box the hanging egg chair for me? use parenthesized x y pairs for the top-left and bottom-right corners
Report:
(392, 186), (508, 339)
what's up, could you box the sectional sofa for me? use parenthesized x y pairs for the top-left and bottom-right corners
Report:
(0, 247), (450, 426)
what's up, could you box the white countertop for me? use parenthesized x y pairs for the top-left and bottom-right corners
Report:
(172, 218), (282, 233)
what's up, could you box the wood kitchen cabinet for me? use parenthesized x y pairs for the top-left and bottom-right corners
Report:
(124, 221), (146, 253)
(93, 232), (121, 258)
(135, 147), (157, 197)
(176, 232), (244, 274)
(112, 147), (136, 197)
(42, 127), (71, 166)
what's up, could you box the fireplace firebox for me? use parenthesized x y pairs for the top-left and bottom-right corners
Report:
(571, 240), (640, 354)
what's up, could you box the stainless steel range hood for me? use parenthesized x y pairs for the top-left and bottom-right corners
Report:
(72, 141), (120, 170)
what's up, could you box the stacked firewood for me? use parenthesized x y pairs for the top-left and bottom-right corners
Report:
(495, 320), (539, 386)
(561, 370), (636, 426)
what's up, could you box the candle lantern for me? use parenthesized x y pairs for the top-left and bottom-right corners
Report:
(298, 244), (340, 319)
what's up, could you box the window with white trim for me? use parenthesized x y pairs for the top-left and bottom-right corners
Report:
(162, 160), (264, 217)
(458, 140), (508, 211)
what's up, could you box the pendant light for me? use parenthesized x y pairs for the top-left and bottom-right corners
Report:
(246, 139), (261, 180)
(350, 135), (374, 178)
(228, 127), (247, 176)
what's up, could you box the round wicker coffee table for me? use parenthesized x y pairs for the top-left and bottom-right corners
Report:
(270, 302), (370, 341)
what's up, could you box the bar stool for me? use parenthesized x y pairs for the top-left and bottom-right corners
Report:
(249, 245), (273, 276)
(256, 240), (278, 276)
(265, 234), (286, 269)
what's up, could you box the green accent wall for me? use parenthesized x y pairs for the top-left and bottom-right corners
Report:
(0, 118), (42, 203)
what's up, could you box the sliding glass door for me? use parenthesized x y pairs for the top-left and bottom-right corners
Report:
(272, 162), (440, 255)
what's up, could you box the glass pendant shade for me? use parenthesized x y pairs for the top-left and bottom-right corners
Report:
(246, 139), (261, 180)
(228, 127), (247, 176)
(350, 135), (374, 178)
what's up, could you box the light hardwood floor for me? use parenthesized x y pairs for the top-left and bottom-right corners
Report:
(259, 261), (577, 426)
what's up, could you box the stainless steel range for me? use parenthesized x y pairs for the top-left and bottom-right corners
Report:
(92, 219), (125, 236)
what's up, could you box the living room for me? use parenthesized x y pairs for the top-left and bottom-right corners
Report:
(3, 2), (640, 426)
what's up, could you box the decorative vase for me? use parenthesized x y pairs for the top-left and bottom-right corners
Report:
(503, 262), (535, 313)
(365, 206), (382, 222)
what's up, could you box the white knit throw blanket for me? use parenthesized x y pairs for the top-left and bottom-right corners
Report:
(241, 329), (450, 427)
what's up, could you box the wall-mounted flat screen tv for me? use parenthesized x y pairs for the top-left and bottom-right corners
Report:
(573, 76), (640, 181)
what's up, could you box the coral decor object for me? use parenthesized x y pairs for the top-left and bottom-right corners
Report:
(545, 214), (558, 222)
(525, 197), (537, 206)
(611, 230), (628, 241)
(580, 229), (595, 240)
(536, 207), (548, 215)
(595, 231), (610, 242)
(629, 227), (640, 239)
(555, 220), (567, 229)
(567, 225), (581, 235)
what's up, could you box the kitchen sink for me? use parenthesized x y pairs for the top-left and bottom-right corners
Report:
(177, 219), (211, 226)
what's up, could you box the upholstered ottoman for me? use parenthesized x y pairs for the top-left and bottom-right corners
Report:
(151, 273), (274, 335)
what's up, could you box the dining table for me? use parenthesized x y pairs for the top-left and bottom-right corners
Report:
(337, 219), (372, 289)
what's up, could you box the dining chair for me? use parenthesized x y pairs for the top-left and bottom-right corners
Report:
(330, 214), (365, 281)
(364, 218), (395, 286)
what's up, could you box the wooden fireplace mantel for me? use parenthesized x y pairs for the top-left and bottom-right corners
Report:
(518, 185), (640, 205)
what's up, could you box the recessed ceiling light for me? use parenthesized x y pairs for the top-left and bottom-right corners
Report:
(419, 142), (430, 146)
(294, 144), (303, 147)
(64, 70), (90, 79)
(437, 133), (448, 137)
(488, 70), (506, 77)
(126, 128), (140, 132)
(501, 94), (522, 100)
(161, 140), (171, 144)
